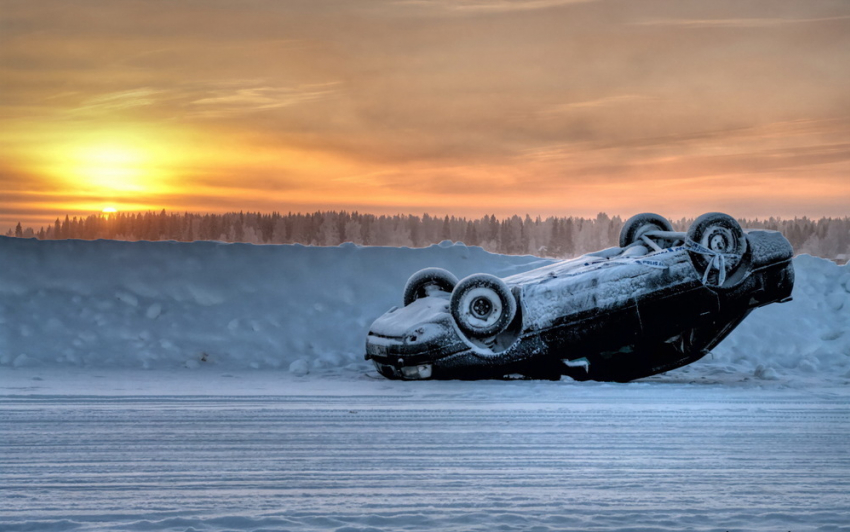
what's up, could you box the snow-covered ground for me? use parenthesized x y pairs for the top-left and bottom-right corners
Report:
(2, 236), (849, 531)
(1, 237), (549, 374)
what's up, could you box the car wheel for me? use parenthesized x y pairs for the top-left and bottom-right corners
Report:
(619, 213), (674, 248)
(450, 273), (516, 339)
(687, 212), (748, 285)
(403, 267), (459, 306)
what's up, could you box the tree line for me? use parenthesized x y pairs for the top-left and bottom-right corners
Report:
(7, 210), (850, 261)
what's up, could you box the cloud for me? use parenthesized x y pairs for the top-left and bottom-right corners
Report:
(394, 0), (597, 13)
(539, 95), (658, 115)
(635, 15), (850, 28)
(72, 88), (163, 113)
(188, 83), (340, 117)
(521, 116), (850, 167)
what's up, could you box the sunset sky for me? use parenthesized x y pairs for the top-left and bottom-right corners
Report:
(2, 0), (849, 232)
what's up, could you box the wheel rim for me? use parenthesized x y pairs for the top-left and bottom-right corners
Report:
(458, 287), (503, 331)
(701, 226), (736, 254)
(470, 296), (493, 319)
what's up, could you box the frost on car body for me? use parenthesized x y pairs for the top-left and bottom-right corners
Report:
(365, 213), (795, 382)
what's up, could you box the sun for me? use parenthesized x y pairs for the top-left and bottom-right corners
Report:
(41, 127), (181, 200)
(8, 124), (199, 217)
(69, 143), (149, 193)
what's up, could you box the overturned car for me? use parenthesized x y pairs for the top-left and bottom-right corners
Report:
(365, 212), (794, 382)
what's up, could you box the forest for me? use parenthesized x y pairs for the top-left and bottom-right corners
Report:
(8, 210), (850, 262)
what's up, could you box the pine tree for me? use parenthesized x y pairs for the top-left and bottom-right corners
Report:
(441, 215), (451, 242)
(408, 215), (421, 247)
(549, 218), (562, 256)
(234, 212), (245, 242)
(464, 221), (478, 246)
(562, 217), (575, 257)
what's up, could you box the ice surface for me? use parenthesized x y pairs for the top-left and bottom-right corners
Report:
(1, 236), (849, 385)
(1, 370), (849, 532)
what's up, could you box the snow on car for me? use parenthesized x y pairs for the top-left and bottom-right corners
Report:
(365, 212), (795, 381)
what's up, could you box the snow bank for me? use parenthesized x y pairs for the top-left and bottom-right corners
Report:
(1, 236), (848, 382)
(712, 254), (850, 381)
(0, 237), (547, 373)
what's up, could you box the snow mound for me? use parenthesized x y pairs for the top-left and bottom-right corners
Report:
(712, 254), (850, 381)
(0, 237), (546, 372)
(1, 237), (848, 384)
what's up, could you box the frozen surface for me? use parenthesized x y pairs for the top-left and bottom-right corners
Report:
(2, 237), (850, 530)
(2, 370), (850, 532)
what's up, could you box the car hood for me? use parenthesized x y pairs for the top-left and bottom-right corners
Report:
(368, 295), (452, 339)
(366, 294), (471, 364)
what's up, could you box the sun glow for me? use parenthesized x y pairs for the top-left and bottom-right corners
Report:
(67, 143), (152, 193)
(7, 124), (201, 220)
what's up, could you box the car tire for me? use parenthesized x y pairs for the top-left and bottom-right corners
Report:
(403, 267), (459, 306)
(619, 213), (674, 248)
(687, 212), (748, 283)
(450, 273), (516, 339)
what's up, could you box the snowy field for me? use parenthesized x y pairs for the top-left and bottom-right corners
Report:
(2, 236), (850, 531)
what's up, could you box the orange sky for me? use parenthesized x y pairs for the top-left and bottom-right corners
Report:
(2, 0), (849, 232)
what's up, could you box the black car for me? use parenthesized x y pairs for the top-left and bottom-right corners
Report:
(365, 212), (794, 382)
